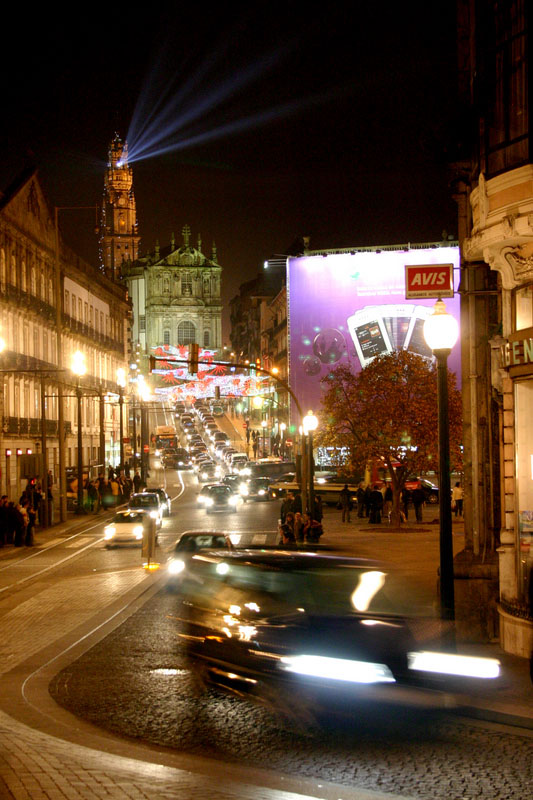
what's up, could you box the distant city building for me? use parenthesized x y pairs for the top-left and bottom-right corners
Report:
(100, 136), (222, 363)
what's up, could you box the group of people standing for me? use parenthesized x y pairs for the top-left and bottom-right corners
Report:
(339, 480), (465, 524)
(0, 476), (50, 547)
(86, 468), (145, 513)
(278, 491), (323, 547)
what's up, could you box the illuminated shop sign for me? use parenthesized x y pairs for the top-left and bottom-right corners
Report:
(500, 337), (533, 369)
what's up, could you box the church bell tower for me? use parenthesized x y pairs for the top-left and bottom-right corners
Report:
(99, 134), (140, 279)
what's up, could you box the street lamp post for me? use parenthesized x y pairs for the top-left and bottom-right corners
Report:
(423, 299), (459, 623)
(116, 368), (126, 472)
(71, 350), (87, 515)
(261, 419), (267, 457)
(302, 411), (318, 519)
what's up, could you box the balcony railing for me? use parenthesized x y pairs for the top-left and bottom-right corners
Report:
(2, 417), (72, 437)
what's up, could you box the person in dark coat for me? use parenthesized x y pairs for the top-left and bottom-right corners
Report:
(25, 502), (36, 546)
(280, 493), (294, 524)
(369, 486), (384, 524)
(363, 485), (372, 518)
(401, 488), (412, 521)
(356, 484), (365, 518)
(338, 484), (352, 523)
(412, 486), (426, 523)
(0, 496), (9, 546)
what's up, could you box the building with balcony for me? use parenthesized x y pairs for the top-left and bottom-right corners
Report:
(455, 0), (532, 655)
(0, 166), (130, 502)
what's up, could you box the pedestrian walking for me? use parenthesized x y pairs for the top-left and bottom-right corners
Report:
(338, 484), (352, 523)
(412, 486), (425, 523)
(452, 482), (464, 517)
(401, 488), (411, 522)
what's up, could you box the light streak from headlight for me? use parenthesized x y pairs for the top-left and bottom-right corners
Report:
(168, 559), (185, 575)
(280, 654), (395, 684)
(104, 527), (116, 539)
(408, 651), (501, 679)
(351, 570), (386, 612)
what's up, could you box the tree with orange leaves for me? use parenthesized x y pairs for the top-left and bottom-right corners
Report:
(317, 350), (462, 525)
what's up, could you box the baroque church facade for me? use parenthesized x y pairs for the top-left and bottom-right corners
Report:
(99, 135), (223, 361)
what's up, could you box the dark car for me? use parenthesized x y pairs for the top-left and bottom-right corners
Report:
(174, 551), (501, 724)
(240, 476), (271, 502)
(198, 483), (240, 513)
(166, 531), (234, 589)
(162, 448), (192, 470)
(405, 477), (439, 504)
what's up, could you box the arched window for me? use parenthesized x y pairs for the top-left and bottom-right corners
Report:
(177, 321), (196, 345)
(11, 253), (16, 285)
(203, 329), (210, 348)
(21, 261), (27, 291)
(30, 266), (36, 295)
(163, 329), (170, 345)
(0, 249), (5, 285)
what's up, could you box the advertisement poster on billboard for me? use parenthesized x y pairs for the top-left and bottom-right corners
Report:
(287, 245), (461, 419)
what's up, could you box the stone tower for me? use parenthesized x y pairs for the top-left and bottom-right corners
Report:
(99, 134), (140, 279)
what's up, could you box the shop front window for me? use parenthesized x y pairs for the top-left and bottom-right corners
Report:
(515, 379), (533, 605)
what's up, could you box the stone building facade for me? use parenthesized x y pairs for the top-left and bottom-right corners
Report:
(0, 167), (130, 507)
(455, 0), (532, 655)
(100, 136), (222, 362)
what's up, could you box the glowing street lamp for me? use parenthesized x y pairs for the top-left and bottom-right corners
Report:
(71, 350), (87, 514)
(302, 411), (318, 519)
(423, 299), (459, 623)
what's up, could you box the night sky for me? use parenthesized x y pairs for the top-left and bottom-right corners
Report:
(2, 2), (459, 338)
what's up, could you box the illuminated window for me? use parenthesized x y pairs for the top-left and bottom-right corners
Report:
(515, 285), (533, 330)
(177, 321), (196, 345)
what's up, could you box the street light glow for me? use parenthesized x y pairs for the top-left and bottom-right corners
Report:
(71, 350), (87, 376)
(423, 299), (459, 352)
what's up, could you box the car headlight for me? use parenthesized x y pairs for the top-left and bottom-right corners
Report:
(407, 651), (500, 679)
(149, 510), (158, 519)
(205, 497), (214, 507)
(258, 489), (265, 495)
(155, 449), (161, 456)
(198, 495), (206, 504)
(240, 485), (249, 496)
(201, 471), (208, 480)
(133, 525), (144, 539)
(104, 526), (116, 539)
(168, 559), (185, 575)
(230, 495), (239, 505)
(279, 655), (396, 684)
(241, 467), (251, 476)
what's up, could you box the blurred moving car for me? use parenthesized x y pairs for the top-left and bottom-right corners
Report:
(166, 531), (234, 589)
(197, 462), (221, 483)
(128, 492), (163, 527)
(240, 476), (271, 502)
(104, 510), (152, 548)
(174, 551), (501, 723)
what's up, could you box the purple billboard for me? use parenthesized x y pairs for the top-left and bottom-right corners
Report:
(287, 245), (461, 419)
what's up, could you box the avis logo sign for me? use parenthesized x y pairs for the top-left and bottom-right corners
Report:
(404, 264), (454, 299)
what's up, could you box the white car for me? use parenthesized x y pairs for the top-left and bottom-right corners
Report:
(104, 510), (153, 548)
(128, 492), (163, 527)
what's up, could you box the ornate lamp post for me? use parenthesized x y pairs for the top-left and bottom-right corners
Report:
(116, 368), (126, 472)
(302, 411), (318, 519)
(280, 421), (286, 459)
(261, 419), (268, 457)
(71, 350), (87, 515)
(423, 299), (459, 622)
